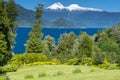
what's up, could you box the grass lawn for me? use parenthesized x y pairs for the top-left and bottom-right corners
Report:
(7, 65), (120, 80)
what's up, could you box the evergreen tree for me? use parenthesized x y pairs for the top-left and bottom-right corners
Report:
(57, 32), (76, 62)
(26, 4), (44, 53)
(92, 45), (104, 65)
(0, 32), (8, 66)
(0, 0), (11, 66)
(5, 0), (18, 55)
(44, 35), (56, 59)
(96, 31), (119, 53)
(76, 32), (94, 58)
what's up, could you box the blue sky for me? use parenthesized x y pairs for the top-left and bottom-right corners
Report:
(15, 0), (120, 12)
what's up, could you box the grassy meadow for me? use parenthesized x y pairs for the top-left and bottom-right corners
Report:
(6, 65), (120, 80)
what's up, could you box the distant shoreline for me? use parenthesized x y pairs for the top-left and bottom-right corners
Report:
(18, 26), (106, 29)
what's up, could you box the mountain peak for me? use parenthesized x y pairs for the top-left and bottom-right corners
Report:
(47, 2), (103, 12)
(67, 4), (82, 11)
(68, 4), (81, 8)
(67, 4), (102, 11)
(47, 2), (65, 10)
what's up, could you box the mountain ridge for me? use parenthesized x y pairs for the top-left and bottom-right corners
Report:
(17, 3), (120, 28)
(47, 2), (103, 12)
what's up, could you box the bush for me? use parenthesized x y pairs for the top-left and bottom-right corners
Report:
(50, 58), (61, 64)
(24, 74), (34, 79)
(28, 61), (60, 66)
(0, 67), (3, 74)
(2, 64), (17, 72)
(38, 72), (47, 77)
(98, 58), (110, 69)
(73, 68), (82, 74)
(0, 64), (17, 73)
(67, 58), (80, 65)
(0, 75), (9, 80)
(98, 64), (110, 69)
(10, 53), (48, 66)
(82, 57), (93, 66)
(107, 64), (118, 70)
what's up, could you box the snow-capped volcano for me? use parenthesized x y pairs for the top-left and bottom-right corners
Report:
(47, 2), (65, 10)
(47, 2), (103, 12)
(67, 4), (102, 11)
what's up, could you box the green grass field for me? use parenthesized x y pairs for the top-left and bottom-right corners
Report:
(6, 65), (120, 80)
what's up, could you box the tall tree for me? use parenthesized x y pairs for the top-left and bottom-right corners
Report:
(26, 4), (44, 53)
(57, 32), (76, 62)
(6, 0), (18, 55)
(44, 35), (56, 59)
(92, 45), (104, 65)
(0, 0), (17, 66)
(76, 32), (94, 58)
(96, 31), (119, 53)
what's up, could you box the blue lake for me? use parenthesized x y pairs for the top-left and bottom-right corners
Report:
(14, 27), (104, 54)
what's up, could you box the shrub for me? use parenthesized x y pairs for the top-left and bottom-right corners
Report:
(98, 64), (110, 69)
(38, 72), (47, 77)
(98, 58), (110, 69)
(10, 53), (48, 66)
(0, 75), (9, 80)
(107, 64), (118, 70)
(2, 64), (17, 72)
(0, 64), (17, 73)
(82, 57), (93, 66)
(50, 58), (61, 64)
(73, 68), (82, 74)
(24, 74), (34, 79)
(67, 58), (80, 65)
(28, 61), (59, 66)
(0, 67), (3, 74)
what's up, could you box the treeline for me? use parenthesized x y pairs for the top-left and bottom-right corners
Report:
(25, 4), (120, 67)
(0, 0), (18, 66)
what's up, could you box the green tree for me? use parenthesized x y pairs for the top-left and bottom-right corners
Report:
(0, 0), (18, 66)
(105, 24), (120, 45)
(0, 0), (10, 66)
(5, 0), (18, 55)
(26, 4), (44, 53)
(95, 30), (120, 64)
(117, 55), (120, 65)
(57, 32), (76, 62)
(92, 45), (104, 65)
(44, 35), (56, 59)
(96, 31), (119, 54)
(0, 32), (8, 66)
(76, 32), (94, 58)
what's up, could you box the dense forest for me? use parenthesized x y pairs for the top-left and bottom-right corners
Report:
(0, 0), (120, 78)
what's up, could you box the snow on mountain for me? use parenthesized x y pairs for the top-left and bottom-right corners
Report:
(47, 2), (65, 10)
(67, 4), (103, 11)
(47, 2), (103, 12)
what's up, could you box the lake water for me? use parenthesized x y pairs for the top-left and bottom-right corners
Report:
(14, 27), (104, 54)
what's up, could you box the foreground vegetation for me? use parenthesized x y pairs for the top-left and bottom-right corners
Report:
(4, 65), (120, 80)
(0, 0), (120, 80)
